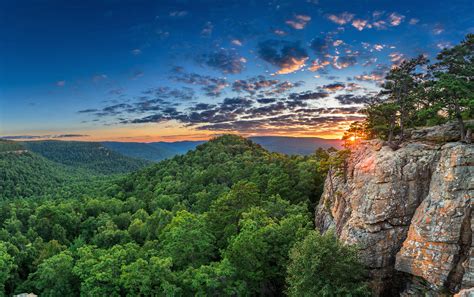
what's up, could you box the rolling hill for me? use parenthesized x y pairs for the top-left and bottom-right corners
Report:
(102, 141), (176, 162)
(22, 140), (150, 175)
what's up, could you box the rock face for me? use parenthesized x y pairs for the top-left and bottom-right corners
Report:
(314, 125), (474, 296)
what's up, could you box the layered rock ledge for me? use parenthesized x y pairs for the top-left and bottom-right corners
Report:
(314, 123), (473, 296)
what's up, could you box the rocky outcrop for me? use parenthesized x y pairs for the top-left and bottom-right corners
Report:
(395, 142), (473, 294)
(314, 123), (474, 296)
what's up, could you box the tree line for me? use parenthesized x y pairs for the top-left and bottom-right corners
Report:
(344, 34), (473, 147)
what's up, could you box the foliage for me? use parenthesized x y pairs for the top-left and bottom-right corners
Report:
(286, 230), (370, 297)
(0, 135), (359, 296)
(23, 140), (150, 175)
(360, 34), (473, 143)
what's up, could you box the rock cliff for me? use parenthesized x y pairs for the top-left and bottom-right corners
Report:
(314, 122), (473, 296)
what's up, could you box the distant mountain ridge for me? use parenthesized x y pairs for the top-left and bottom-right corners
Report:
(22, 140), (149, 174)
(103, 136), (342, 161)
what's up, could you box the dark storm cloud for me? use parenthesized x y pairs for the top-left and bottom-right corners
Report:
(257, 40), (309, 74)
(200, 48), (245, 74)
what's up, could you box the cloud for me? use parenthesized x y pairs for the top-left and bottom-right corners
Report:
(288, 91), (329, 100)
(273, 29), (287, 36)
(108, 88), (124, 95)
(372, 20), (387, 29)
(92, 74), (107, 83)
(285, 14), (311, 30)
(170, 71), (228, 97)
(352, 19), (368, 31)
(436, 42), (452, 49)
(346, 82), (364, 91)
(131, 49), (142, 55)
(432, 24), (444, 35)
(310, 35), (332, 57)
(373, 44), (384, 51)
(201, 48), (245, 74)
(131, 70), (144, 80)
(388, 13), (405, 26)
(321, 83), (345, 92)
(232, 76), (279, 95)
(409, 18), (419, 25)
(78, 109), (98, 114)
(332, 55), (357, 69)
(81, 84), (366, 135)
(334, 94), (369, 105)
(354, 65), (389, 83)
(389, 52), (404, 64)
(308, 59), (330, 72)
(257, 40), (309, 75)
(169, 10), (188, 17)
(231, 39), (242, 46)
(201, 21), (213, 36)
(56, 80), (66, 87)
(327, 12), (354, 25)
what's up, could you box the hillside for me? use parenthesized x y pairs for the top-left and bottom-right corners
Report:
(0, 141), (66, 199)
(102, 141), (176, 162)
(0, 140), (118, 200)
(23, 140), (150, 174)
(121, 135), (324, 211)
(0, 135), (345, 296)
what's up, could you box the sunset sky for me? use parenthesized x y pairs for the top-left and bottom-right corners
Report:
(1, 0), (473, 141)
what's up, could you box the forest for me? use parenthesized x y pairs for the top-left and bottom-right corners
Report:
(0, 135), (369, 296)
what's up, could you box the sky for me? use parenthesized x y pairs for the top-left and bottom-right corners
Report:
(1, 0), (473, 142)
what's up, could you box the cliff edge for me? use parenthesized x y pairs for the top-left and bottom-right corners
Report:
(314, 122), (474, 296)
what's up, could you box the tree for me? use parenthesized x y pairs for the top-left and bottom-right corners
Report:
(371, 55), (428, 143)
(342, 121), (366, 148)
(286, 230), (370, 297)
(73, 244), (139, 296)
(0, 243), (14, 296)
(179, 258), (246, 296)
(159, 210), (215, 269)
(430, 34), (474, 141)
(363, 99), (400, 141)
(31, 251), (78, 296)
(206, 181), (261, 248)
(121, 257), (180, 296)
